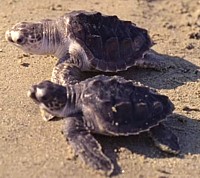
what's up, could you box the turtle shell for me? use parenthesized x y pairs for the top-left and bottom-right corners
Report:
(65, 11), (152, 72)
(80, 75), (174, 135)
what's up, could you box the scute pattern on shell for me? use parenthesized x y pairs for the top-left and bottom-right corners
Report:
(66, 11), (152, 71)
(80, 75), (174, 135)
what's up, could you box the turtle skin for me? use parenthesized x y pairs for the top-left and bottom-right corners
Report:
(28, 75), (180, 175)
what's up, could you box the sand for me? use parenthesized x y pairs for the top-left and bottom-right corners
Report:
(0, 0), (200, 177)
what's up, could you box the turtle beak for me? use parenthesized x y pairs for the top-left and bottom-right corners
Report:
(27, 86), (38, 102)
(5, 30), (14, 43)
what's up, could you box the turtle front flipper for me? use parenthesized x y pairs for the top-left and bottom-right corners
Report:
(40, 108), (55, 121)
(149, 123), (180, 154)
(51, 62), (84, 85)
(62, 116), (114, 176)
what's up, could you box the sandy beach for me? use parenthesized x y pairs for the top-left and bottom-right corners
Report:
(0, 0), (200, 177)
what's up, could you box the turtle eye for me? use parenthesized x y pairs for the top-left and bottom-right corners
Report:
(16, 36), (25, 44)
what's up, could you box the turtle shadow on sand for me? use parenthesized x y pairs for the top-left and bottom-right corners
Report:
(93, 113), (200, 176)
(120, 50), (200, 90)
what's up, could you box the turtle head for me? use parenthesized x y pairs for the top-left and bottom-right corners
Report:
(6, 20), (58, 55)
(28, 81), (67, 117)
(5, 22), (45, 54)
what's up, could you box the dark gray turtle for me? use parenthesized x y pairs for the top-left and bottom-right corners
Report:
(6, 10), (166, 85)
(27, 75), (180, 175)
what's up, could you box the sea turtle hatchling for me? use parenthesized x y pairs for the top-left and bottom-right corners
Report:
(6, 10), (166, 85)
(27, 75), (180, 175)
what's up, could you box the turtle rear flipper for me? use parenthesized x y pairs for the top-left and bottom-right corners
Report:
(62, 116), (114, 176)
(149, 123), (180, 154)
(134, 50), (172, 71)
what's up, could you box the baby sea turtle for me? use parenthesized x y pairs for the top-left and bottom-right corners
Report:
(6, 10), (166, 84)
(27, 75), (180, 175)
